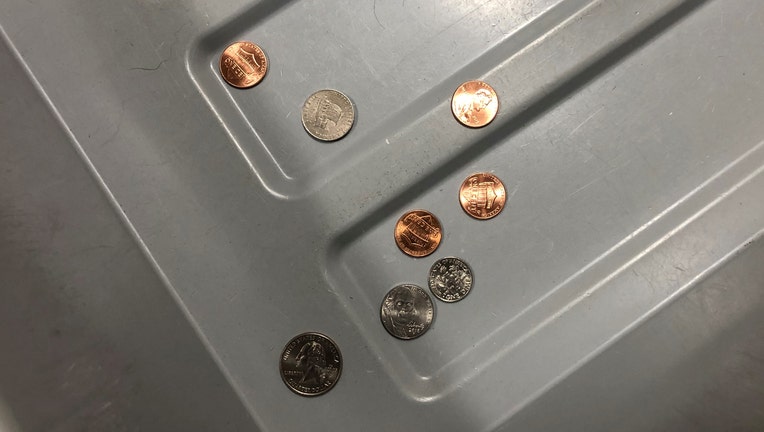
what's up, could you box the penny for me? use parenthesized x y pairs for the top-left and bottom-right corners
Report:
(380, 284), (434, 340)
(219, 41), (268, 89)
(394, 210), (442, 257)
(279, 332), (342, 397)
(451, 80), (499, 128)
(428, 257), (474, 303)
(301, 89), (355, 141)
(459, 172), (506, 220)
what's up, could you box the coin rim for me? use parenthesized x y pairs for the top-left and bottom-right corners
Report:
(279, 332), (343, 397)
(393, 209), (443, 257)
(380, 284), (435, 340)
(458, 172), (506, 220)
(428, 256), (474, 303)
(219, 41), (268, 89)
(450, 80), (499, 128)
(301, 89), (356, 142)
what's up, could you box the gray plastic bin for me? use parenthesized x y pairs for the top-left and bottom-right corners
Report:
(1, 0), (763, 430)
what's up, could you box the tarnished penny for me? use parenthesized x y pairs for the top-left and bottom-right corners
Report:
(459, 172), (506, 219)
(451, 80), (499, 128)
(380, 284), (434, 340)
(219, 41), (268, 89)
(428, 257), (474, 303)
(301, 89), (355, 141)
(279, 332), (342, 397)
(394, 210), (442, 257)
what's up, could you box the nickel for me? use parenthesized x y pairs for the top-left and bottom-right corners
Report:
(279, 332), (342, 396)
(459, 172), (506, 220)
(380, 284), (434, 340)
(302, 89), (355, 141)
(394, 210), (442, 257)
(428, 257), (474, 302)
(451, 80), (499, 128)
(219, 41), (268, 89)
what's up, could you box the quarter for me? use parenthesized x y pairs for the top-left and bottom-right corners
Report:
(279, 332), (342, 396)
(301, 89), (355, 141)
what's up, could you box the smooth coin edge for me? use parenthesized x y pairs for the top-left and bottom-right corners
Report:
(380, 284), (435, 340)
(393, 210), (443, 258)
(451, 80), (499, 128)
(219, 41), (268, 89)
(458, 173), (506, 220)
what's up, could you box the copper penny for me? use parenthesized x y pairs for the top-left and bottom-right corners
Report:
(459, 172), (506, 219)
(394, 210), (442, 257)
(219, 41), (267, 89)
(451, 80), (499, 128)
(279, 332), (342, 397)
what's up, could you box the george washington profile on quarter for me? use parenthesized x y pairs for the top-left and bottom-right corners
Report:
(280, 332), (342, 396)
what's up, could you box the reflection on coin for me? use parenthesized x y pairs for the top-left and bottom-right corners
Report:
(428, 257), (474, 303)
(279, 332), (342, 397)
(394, 210), (442, 257)
(451, 80), (499, 128)
(219, 41), (268, 89)
(459, 172), (506, 220)
(301, 89), (355, 141)
(380, 284), (434, 340)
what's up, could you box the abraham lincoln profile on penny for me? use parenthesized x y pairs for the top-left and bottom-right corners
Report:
(451, 80), (499, 128)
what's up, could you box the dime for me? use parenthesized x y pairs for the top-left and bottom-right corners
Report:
(380, 284), (434, 340)
(394, 210), (442, 257)
(219, 41), (268, 89)
(459, 172), (506, 220)
(279, 332), (342, 396)
(301, 89), (355, 141)
(428, 257), (474, 303)
(451, 80), (499, 128)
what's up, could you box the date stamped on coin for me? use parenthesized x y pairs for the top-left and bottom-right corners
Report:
(451, 80), (499, 128)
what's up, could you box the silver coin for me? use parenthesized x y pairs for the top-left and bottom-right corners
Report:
(380, 284), (434, 340)
(279, 332), (342, 396)
(428, 257), (473, 302)
(301, 89), (355, 141)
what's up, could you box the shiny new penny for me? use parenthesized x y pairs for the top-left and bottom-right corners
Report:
(394, 210), (442, 257)
(428, 257), (474, 303)
(459, 172), (506, 219)
(302, 89), (355, 141)
(380, 284), (434, 340)
(451, 80), (499, 128)
(219, 41), (267, 88)
(280, 332), (342, 397)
